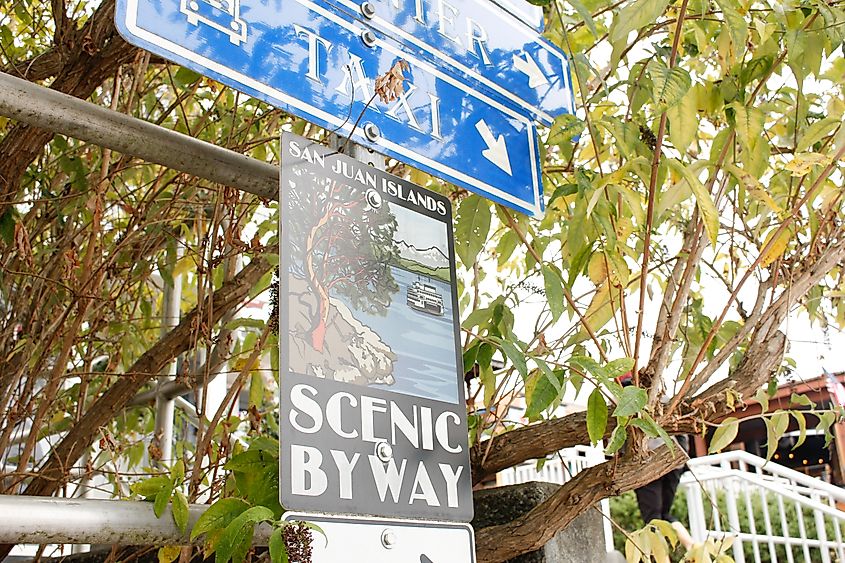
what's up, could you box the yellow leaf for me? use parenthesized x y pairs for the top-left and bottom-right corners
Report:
(667, 159), (719, 246)
(759, 227), (792, 268)
(570, 281), (619, 345)
(784, 153), (832, 177)
(725, 164), (782, 214)
(158, 546), (182, 563)
(588, 253), (608, 284)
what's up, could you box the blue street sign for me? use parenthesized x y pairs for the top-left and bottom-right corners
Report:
(326, 0), (573, 125)
(116, 0), (544, 216)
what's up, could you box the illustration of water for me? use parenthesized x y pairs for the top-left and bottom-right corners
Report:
(334, 266), (460, 404)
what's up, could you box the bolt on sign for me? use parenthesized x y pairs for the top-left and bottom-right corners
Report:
(279, 132), (473, 523)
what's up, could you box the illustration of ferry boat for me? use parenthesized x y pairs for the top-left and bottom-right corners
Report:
(407, 280), (444, 316)
(180, 0), (247, 45)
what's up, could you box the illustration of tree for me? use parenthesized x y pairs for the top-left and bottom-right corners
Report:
(286, 169), (400, 352)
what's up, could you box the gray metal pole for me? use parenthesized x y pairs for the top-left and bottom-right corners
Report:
(0, 495), (271, 545)
(154, 245), (183, 465)
(0, 72), (277, 201)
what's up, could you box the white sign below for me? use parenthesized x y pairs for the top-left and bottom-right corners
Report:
(283, 512), (476, 562)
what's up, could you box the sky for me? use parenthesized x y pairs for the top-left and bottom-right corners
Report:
(390, 201), (449, 252)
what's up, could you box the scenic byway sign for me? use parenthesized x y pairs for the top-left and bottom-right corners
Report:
(116, 0), (544, 216)
(329, 0), (575, 124)
(282, 513), (476, 562)
(279, 133), (473, 522)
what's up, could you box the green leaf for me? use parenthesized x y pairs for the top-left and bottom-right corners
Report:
(131, 475), (170, 498)
(269, 527), (288, 563)
(631, 413), (675, 454)
(499, 339), (528, 378)
(249, 372), (265, 408)
(755, 387), (770, 413)
(548, 114), (586, 146)
(790, 393), (814, 408)
(462, 342), (480, 374)
(525, 361), (566, 419)
(215, 506), (274, 563)
(709, 418), (739, 453)
(154, 480), (174, 518)
(714, 0), (747, 59)
(817, 411), (837, 447)
(172, 491), (189, 534)
(171, 459), (186, 483)
(764, 412), (789, 460)
(542, 264), (565, 321)
(0, 208), (16, 245)
(565, 0), (597, 37)
(667, 159), (718, 245)
(731, 104), (765, 152)
(667, 88), (698, 153)
(608, 0), (670, 45)
(792, 411), (807, 450)
(605, 424), (628, 455)
(613, 386), (647, 417)
(191, 498), (250, 541)
(796, 117), (839, 153)
(173, 67), (201, 87)
(454, 196), (492, 268)
(587, 388), (609, 445)
(650, 61), (692, 111)
(605, 358), (634, 380)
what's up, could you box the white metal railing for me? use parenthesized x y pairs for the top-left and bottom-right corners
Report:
(497, 445), (612, 551)
(681, 450), (845, 563)
(498, 444), (606, 487)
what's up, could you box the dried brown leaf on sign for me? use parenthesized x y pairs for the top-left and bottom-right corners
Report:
(374, 59), (410, 104)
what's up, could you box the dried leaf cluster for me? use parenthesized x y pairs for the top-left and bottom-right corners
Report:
(374, 59), (410, 103)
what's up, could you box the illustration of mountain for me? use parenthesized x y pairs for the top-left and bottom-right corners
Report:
(394, 239), (450, 282)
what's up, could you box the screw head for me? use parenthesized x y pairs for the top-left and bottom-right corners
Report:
(360, 1), (376, 18)
(380, 529), (397, 549)
(375, 441), (393, 462)
(363, 122), (380, 142)
(361, 29), (377, 47)
(365, 189), (382, 209)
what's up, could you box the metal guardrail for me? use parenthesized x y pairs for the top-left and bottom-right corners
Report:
(0, 495), (272, 545)
(681, 450), (845, 563)
(497, 444), (605, 487)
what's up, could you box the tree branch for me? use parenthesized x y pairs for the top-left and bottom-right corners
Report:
(475, 444), (685, 563)
(0, 0), (138, 218)
(471, 411), (616, 484)
(8, 254), (271, 498)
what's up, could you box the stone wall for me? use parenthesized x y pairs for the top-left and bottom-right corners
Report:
(472, 482), (608, 563)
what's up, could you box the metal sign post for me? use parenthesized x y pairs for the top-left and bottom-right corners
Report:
(279, 132), (472, 523)
(115, 0), (547, 216)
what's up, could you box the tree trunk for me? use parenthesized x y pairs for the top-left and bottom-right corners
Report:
(309, 282), (330, 352)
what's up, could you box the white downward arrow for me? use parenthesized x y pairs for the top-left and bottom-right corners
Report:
(475, 120), (512, 176)
(512, 52), (548, 89)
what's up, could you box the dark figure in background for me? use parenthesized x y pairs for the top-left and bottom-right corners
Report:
(617, 373), (694, 549)
(634, 435), (689, 523)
